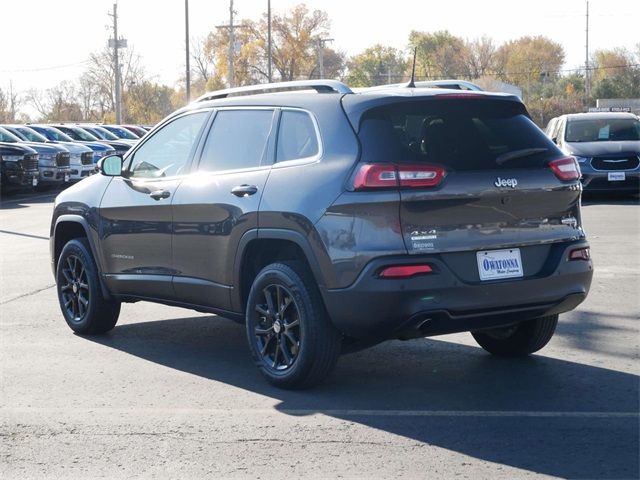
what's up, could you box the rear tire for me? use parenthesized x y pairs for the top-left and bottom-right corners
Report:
(471, 314), (558, 356)
(245, 261), (341, 389)
(56, 238), (120, 334)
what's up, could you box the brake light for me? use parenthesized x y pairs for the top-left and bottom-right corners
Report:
(353, 163), (446, 190)
(379, 264), (433, 278)
(550, 157), (581, 181)
(569, 247), (590, 261)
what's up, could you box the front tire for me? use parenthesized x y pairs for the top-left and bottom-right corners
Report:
(56, 238), (120, 334)
(245, 261), (341, 389)
(471, 314), (558, 356)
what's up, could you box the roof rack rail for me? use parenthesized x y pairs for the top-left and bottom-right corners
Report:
(196, 80), (353, 102)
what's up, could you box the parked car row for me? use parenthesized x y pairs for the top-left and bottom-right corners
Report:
(0, 123), (151, 194)
(544, 112), (640, 194)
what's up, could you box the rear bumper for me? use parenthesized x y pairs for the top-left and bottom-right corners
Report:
(322, 240), (593, 341)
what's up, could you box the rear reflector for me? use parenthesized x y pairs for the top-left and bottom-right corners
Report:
(379, 264), (433, 278)
(569, 247), (590, 261)
(353, 163), (446, 190)
(550, 157), (581, 181)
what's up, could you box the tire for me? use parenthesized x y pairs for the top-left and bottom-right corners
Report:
(56, 238), (120, 334)
(471, 314), (558, 356)
(245, 261), (341, 389)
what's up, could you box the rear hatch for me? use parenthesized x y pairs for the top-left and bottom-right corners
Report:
(346, 93), (584, 280)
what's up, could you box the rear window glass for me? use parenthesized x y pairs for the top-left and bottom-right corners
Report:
(358, 99), (562, 170)
(565, 118), (640, 142)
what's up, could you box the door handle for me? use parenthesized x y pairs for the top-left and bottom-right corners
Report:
(149, 190), (171, 200)
(231, 184), (258, 197)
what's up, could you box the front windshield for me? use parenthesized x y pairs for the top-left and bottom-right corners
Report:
(94, 126), (119, 140)
(61, 127), (99, 142)
(0, 127), (21, 143)
(107, 126), (138, 139)
(33, 126), (74, 142)
(565, 118), (640, 142)
(16, 127), (48, 143)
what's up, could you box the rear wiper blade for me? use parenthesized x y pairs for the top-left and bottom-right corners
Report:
(496, 148), (548, 165)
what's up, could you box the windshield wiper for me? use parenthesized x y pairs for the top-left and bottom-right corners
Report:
(496, 147), (548, 165)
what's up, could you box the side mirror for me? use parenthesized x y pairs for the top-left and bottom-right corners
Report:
(98, 154), (123, 176)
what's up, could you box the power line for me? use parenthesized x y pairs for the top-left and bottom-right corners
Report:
(0, 61), (90, 74)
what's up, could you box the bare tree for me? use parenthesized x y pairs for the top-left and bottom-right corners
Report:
(466, 36), (497, 79)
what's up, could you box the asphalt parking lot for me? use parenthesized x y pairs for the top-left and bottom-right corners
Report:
(0, 189), (638, 479)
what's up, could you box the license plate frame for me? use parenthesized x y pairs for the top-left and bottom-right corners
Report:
(477, 248), (524, 281)
(608, 172), (625, 181)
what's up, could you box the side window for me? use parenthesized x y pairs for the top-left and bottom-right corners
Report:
(128, 111), (209, 178)
(276, 110), (319, 162)
(198, 109), (274, 172)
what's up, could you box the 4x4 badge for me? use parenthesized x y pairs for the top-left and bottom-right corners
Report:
(495, 177), (518, 188)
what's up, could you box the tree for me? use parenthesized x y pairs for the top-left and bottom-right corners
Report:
(0, 82), (21, 123)
(408, 30), (470, 79)
(591, 47), (640, 99)
(203, 4), (342, 86)
(346, 45), (408, 87)
(465, 36), (497, 79)
(125, 81), (174, 124)
(494, 36), (565, 98)
(26, 81), (82, 122)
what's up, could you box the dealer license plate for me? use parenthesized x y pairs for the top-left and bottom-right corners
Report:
(32, 178), (38, 187)
(477, 248), (523, 281)
(608, 172), (625, 181)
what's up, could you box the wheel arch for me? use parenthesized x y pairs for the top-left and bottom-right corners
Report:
(53, 215), (111, 299)
(232, 229), (327, 313)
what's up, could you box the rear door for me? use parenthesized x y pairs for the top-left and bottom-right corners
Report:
(356, 97), (583, 281)
(171, 108), (277, 310)
(99, 110), (211, 298)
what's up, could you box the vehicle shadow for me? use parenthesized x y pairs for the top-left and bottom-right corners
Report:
(87, 315), (639, 479)
(0, 190), (59, 210)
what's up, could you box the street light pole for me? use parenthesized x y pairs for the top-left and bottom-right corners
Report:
(267, 0), (272, 83)
(185, 0), (191, 102)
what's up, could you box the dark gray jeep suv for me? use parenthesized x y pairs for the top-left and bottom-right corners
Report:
(50, 80), (593, 388)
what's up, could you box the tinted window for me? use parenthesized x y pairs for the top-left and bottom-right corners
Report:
(128, 111), (209, 178)
(358, 99), (561, 170)
(276, 110), (319, 162)
(198, 109), (274, 172)
(565, 117), (640, 142)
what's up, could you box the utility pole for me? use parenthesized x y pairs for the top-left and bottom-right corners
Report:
(267, 0), (272, 83)
(585, 0), (590, 106)
(185, 0), (191, 102)
(317, 37), (334, 79)
(108, 3), (126, 123)
(216, 0), (246, 87)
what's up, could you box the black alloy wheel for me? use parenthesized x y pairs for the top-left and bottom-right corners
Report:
(56, 238), (121, 334)
(253, 284), (302, 371)
(59, 254), (90, 323)
(245, 261), (341, 389)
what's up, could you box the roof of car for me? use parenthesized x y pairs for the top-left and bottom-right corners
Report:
(564, 112), (638, 121)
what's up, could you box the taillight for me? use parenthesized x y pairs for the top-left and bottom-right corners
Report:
(550, 156), (581, 181)
(379, 264), (433, 278)
(353, 163), (446, 190)
(569, 247), (590, 261)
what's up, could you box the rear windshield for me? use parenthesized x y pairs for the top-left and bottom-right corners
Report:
(358, 99), (562, 170)
(565, 117), (640, 142)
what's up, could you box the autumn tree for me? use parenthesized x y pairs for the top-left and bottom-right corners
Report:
(346, 45), (408, 87)
(409, 30), (470, 79)
(494, 36), (565, 98)
(203, 4), (343, 86)
(125, 81), (174, 124)
(465, 36), (497, 79)
(590, 47), (640, 99)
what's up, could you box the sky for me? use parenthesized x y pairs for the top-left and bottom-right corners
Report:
(1, 0), (638, 98)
